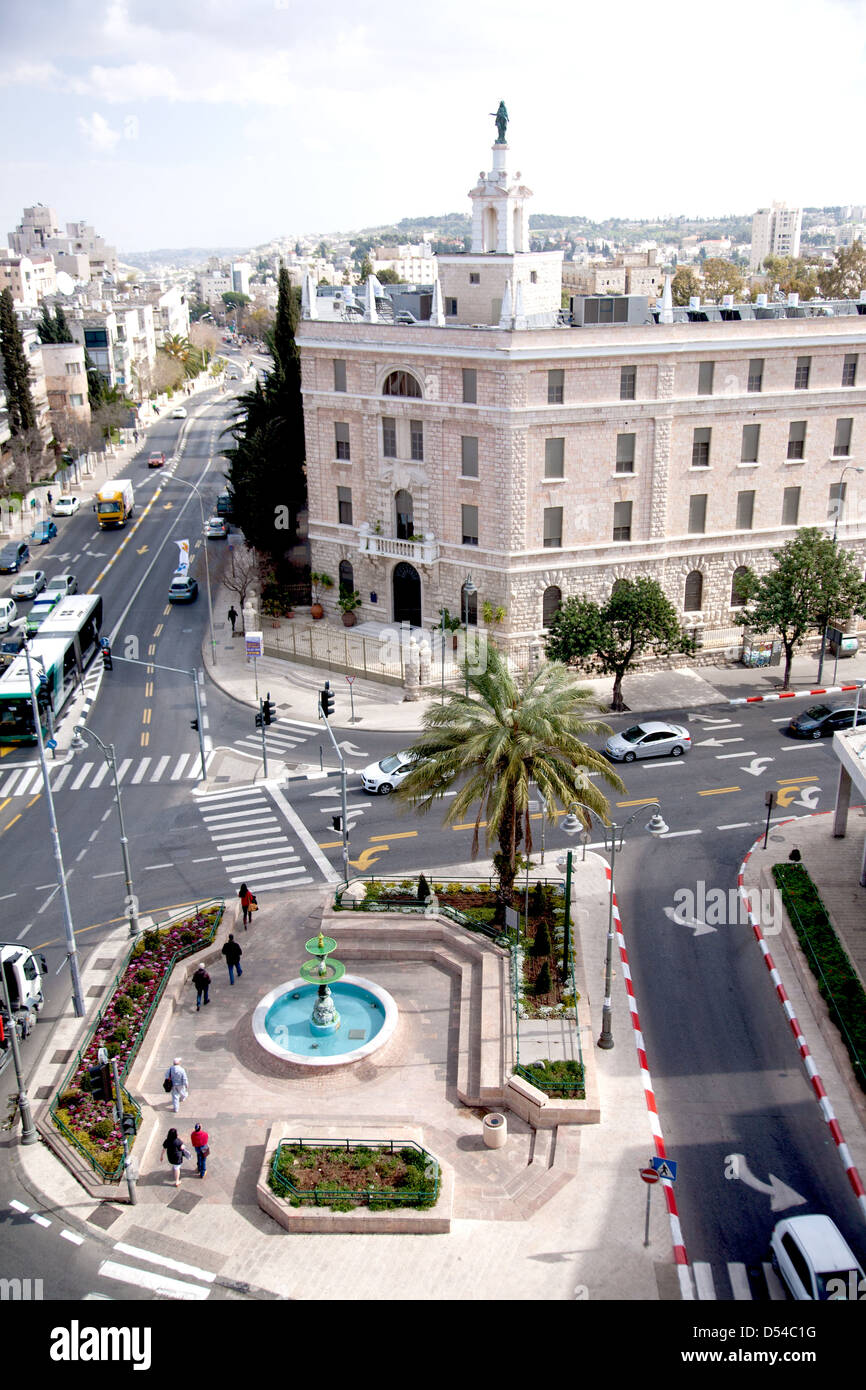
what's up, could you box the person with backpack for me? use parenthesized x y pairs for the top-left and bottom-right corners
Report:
(190, 1122), (209, 1179)
(238, 883), (256, 928)
(192, 964), (211, 1010)
(221, 934), (243, 984)
(162, 1126), (190, 1186)
(164, 1057), (188, 1113)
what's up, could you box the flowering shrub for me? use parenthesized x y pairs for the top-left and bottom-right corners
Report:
(53, 906), (221, 1176)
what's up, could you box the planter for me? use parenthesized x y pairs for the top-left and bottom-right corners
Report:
(311, 603), (324, 620)
(341, 611), (357, 627)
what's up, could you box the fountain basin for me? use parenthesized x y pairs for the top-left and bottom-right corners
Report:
(252, 974), (398, 1068)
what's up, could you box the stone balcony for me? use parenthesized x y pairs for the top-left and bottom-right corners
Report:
(358, 523), (439, 565)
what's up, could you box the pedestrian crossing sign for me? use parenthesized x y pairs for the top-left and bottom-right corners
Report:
(650, 1157), (678, 1181)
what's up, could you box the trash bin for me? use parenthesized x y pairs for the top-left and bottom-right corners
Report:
(483, 1112), (507, 1149)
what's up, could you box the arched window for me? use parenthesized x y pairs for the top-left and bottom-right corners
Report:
(684, 570), (704, 612)
(395, 490), (414, 539)
(339, 559), (354, 595)
(542, 586), (562, 628)
(382, 370), (421, 398)
(461, 582), (478, 627)
(730, 566), (749, 608)
(611, 578), (628, 598)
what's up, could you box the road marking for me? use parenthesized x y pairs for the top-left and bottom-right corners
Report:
(9, 1199), (28, 1213)
(30, 1212), (51, 1227)
(777, 775), (819, 784)
(143, 862), (174, 870)
(49, 762), (73, 790)
(351, 846), (387, 871)
(15, 922), (31, 938)
(97, 1259), (210, 1300)
(318, 840), (342, 848)
(94, 871), (123, 879)
(659, 829), (702, 838)
(90, 762), (110, 789)
(131, 758), (151, 783)
(192, 856), (218, 863)
(221, 847), (297, 863)
(113, 1241), (215, 1283)
(227, 865), (306, 883)
(718, 822), (751, 830)
(70, 762), (94, 791)
(763, 1263), (787, 1300)
(728, 1264), (752, 1301)
(3, 813), (22, 833)
(698, 786), (741, 796)
(693, 1262), (717, 1300)
(170, 753), (192, 780)
(615, 797), (660, 807)
(369, 830), (417, 841)
(716, 751), (757, 759)
(60, 1229), (84, 1245)
(268, 783), (341, 885)
(214, 833), (286, 850)
(115, 758), (133, 784)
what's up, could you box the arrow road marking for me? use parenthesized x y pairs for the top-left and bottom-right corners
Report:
(663, 904), (717, 936)
(724, 1154), (806, 1212)
(350, 846), (387, 871)
(716, 750), (757, 759)
(777, 784), (821, 809)
(337, 741), (366, 756)
(689, 715), (741, 726)
(697, 737), (745, 747)
(741, 757), (775, 776)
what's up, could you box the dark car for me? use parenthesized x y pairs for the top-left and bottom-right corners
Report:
(787, 703), (864, 739)
(0, 541), (30, 573)
(168, 574), (198, 604)
(29, 519), (57, 544)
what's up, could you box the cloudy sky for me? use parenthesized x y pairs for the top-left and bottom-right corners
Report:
(2, 0), (866, 255)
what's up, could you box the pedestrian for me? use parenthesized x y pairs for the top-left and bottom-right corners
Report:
(221, 933), (243, 984)
(46, 490), (53, 506)
(164, 1056), (188, 1113)
(227, 604), (238, 635)
(161, 1126), (190, 1187)
(238, 882), (256, 928)
(192, 964), (211, 1010)
(190, 1122), (209, 1179)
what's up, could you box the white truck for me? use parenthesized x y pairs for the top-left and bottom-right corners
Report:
(0, 943), (47, 1072)
(95, 479), (135, 529)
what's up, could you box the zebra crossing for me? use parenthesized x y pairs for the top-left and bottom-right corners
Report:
(689, 1260), (787, 1301)
(0, 750), (211, 797)
(232, 717), (317, 764)
(196, 783), (315, 889)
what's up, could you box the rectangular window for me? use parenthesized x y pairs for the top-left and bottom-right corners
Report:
(741, 423), (760, 463)
(70, 393), (84, 406)
(698, 361), (714, 396)
(615, 433), (636, 473)
(543, 506), (563, 548)
(469, 272), (480, 285)
(620, 365), (636, 400)
(787, 420), (806, 459)
(382, 416), (396, 458)
(829, 481), (847, 521)
(612, 500), (632, 542)
(843, 354), (858, 387)
(410, 419), (424, 462)
(736, 490), (755, 530)
(333, 359), (346, 392)
(462, 368), (477, 404)
(547, 369), (564, 404)
(335, 421), (350, 461)
(794, 356), (811, 390)
(747, 358), (764, 393)
(445, 298), (458, 316)
(833, 417), (853, 457)
(692, 426), (711, 467)
(65, 360), (81, 375)
(688, 494), (707, 534)
(462, 504), (479, 546)
(544, 437), (565, 478)
(337, 485), (353, 526)
(461, 435), (479, 477)
(782, 486), (801, 526)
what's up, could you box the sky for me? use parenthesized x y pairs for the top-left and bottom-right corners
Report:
(2, 0), (866, 256)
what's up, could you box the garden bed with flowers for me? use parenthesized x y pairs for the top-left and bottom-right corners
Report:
(51, 904), (223, 1179)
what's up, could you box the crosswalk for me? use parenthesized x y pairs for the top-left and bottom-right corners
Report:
(0, 750), (211, 797)
(196, 783), (315, 888)
(689, 1261), (787, 1301)
(231, 717), (317, 764)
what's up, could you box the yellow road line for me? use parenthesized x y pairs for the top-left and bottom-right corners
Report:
(145, 682), (153, 698)
(27, 793), (40, 807)
(142, 708), (152, 725)
(0, 798), (9, 813)
(616, 797), (660, 807)
(318, 840), (343, 848)
(698, 786), (741, 796)
(777, 775), (819, 785)
(153, 623), (163, 638)
(369, 831), (416, 841)
(2, 813), (22, 833)
(141, 731), (149, 746)
(454, 821), (486, 830)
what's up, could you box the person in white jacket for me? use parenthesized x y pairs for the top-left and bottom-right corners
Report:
(165, 1057), (189, 1114)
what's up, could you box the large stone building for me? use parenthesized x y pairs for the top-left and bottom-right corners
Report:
(300, 118), (866, 656)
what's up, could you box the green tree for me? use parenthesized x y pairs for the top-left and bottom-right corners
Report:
(37, 303), (57, 343)
(546, 578), (695, 711)
(84, 348), (105, 410)
(734, 528), (866, 688)
(221, 291), (251, 311)
(671, 265), (701, 305)
(817, 242), (866, 300)
(376, 267), (401, 284)
(358, 257), (374, 282)
(53, 305), (72, 342)
(759, 255), (819, 300)
(0, 287), (37, 434)
(701, 258), (745, 302)
(395, 647), (623, 920)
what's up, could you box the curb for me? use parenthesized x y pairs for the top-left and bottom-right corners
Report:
(730, 682), (865, 705)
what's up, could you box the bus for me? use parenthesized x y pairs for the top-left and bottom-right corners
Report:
(0, 636), (81, 745)
(33, 594), (103, 671)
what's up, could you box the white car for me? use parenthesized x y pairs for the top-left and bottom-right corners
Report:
(45, 573), (78, 597)
(52, 495), (80, 516)
(771, 1215), (865, 1300)
(171, 406), (187, 419)
(361, 751), (421, 795)
(604, 721), (691, 762)
(10, 570), (47, 600)
(204, 516), (227, 538)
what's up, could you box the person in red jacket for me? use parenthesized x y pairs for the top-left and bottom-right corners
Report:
(190, 1122), (209, 1179)
(238, 883), (255, 928)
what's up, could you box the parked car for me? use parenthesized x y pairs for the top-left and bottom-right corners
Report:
(11, 570), (47, 600)
(204, 515), (227, 538)
(29, 519), (57, 544)
(361, 751), (422, 795)
(605, 721), (691, 762)
(168, 574), (198, 603)
(0, 597), (18, 632)
(0, 541), (30, 573)
(171, 406), (187, 419)
(770, 1215), (865, 1300)
(148, 451), (166, 468)
(52, 495), (80, 516)
(44, 573), (78, 597)
(786, 704), (863, 739)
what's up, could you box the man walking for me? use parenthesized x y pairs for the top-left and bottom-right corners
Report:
(228, 604), (238, 635)
(165, 1057), (189, 1113)
(221, 933), (243, 984)
(192, 964), (211, 1010)
(190, 1122), (209, 1179)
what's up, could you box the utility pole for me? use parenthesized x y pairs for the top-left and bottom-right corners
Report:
(318, 681), (349, 883)
(0, 962), (37, 1145)
(110, 1055), (137, 1205)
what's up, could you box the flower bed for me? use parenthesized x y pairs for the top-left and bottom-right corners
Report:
(268, 1138), (439, 1212)
(52, 905), (223, 1177)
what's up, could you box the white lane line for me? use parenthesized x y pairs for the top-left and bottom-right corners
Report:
(727, 1263), (752, 1300)
(90, 762), (110, 789)
(170, 754), (191, 781)
(716, 751), (757, 759)
(0, 892), (17, 901)
(192, 856), (219, 863)
(143, 862), (174, 871)
(131, 758), (151, 784)
(60, 1229), (84, 1245)
(97, 1259), (210, 1300)
(9, 1199), (29, 1213)
(267, 783), (341, 885)
(30, 1212), (51, 1227)
(659, 829), (702, 838)
(113, 1241), (216, 1284)
(151, 755), (171, 781)
(717, 822), (751, 830)
(770, 717), (790, 723)
(15, 922), (32, 939)
(693, 1262), (717, 1300)
(94, 871), (123, 879)
(640, 761), (685, 769)
(780, 744), (819, 752)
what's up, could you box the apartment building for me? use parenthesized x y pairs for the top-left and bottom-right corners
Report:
(0, 251), (57, 307)
(40, 342), (90, 420)
(750, 202), (802, 270)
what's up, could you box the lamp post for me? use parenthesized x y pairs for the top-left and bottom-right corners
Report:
(462, 574), (476, 698)
(172, 476), (217, 668)
(816, 463), (864, 685)
(560, 801), (668, 1050)
(73, 727), (139, 938)
(0, 959), (38, 1145)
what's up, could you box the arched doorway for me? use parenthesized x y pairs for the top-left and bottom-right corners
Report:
(339, 559), (354, 595)
(393, 562), (421, 627)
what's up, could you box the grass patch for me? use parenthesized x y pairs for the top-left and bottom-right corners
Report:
(268, 1141), (439, 1209)
(518, 1058), (585, 1099)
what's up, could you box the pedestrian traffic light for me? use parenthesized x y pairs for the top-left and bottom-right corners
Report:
(332, 815), (342, 832)
(101, 643), (113, 671)
(263, 694), (276, 726)
(87, 1063), (112, 1101)
(319, 682), (335, 719)
(255, 709), (263, 728)
(35, 676), (52, 713)
(121, 1112), (137, 1137)
(190, 718), (199, 732)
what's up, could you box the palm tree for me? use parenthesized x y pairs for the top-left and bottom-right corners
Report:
(396, 647), (625, 919)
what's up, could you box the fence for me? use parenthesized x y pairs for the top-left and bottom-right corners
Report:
(264, 621), (467, 686)
(49, 899), (225, 1181)
(268, 1137), (440, 1206)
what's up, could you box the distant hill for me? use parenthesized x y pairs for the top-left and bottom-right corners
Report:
(120, 247), (248, 269)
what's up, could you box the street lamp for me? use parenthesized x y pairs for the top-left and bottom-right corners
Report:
(817, 463), (864, 684)
(560, 800), (668, 1050)
(73, 726), (140, 938)
(462, 574), (476, 697)
(172, 476), (217, 668)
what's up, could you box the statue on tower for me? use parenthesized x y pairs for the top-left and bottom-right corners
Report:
(491, 100), (509, 144)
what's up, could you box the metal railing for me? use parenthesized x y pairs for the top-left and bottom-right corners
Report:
(268, 1137), (440, 1206)
(334, 875), (511, 945)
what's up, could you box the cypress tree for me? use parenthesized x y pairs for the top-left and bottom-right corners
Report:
(531, 920), (552, 957)
(0, 288), (37, 434)
(535, 961), (552, 997)
(54, 305), (73, 343)
(37, 303), (57, 343)
(84, 349), (104, 410)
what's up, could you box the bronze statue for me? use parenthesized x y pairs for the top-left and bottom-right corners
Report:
(491, 101), (509, 143)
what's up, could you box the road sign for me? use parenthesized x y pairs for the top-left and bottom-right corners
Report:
(45, 738), (57, 750)
(650, 1156), (678, 1181)
(345, 675), (355, 684)
(639, 1167), (660, 1184)
(245, 631), (263, 658)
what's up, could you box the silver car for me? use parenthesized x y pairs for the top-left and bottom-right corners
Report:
(770, 1215), (864, 1300)
(605, 721), (691, 762)
(10, 569), (47, 600)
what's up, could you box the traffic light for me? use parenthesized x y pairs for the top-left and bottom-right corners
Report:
(255, 708), (263, 728)
(87, 1063), (112, 1102)
(101, 642), (113, 671)
(319, 681), (335, 719)
(121, 1112), (137, 1137)
(35, 676), (52, 713)
(332, 815), (343, 832)
(263, 694), (276, 726)
(190, 718), (199, 732)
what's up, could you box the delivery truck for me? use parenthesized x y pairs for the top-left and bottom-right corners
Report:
(95, 479), (135, 529)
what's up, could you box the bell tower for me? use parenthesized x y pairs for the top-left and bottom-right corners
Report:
(469, 104), (531, 254)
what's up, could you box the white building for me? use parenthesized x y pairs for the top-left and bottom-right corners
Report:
(750, 203), (803, 270)
(0, 251), (57, 307)
(231, 262), (252, 297)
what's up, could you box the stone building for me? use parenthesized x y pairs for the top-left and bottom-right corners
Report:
(299, 117), (866, 656)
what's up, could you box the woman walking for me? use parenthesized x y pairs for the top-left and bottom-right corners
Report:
(238, 883), (256, 928)
(190, 1122), (209, 1179)
(162, 1127), (189, 1187)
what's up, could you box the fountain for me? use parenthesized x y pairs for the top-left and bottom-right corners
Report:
(252, 926), (398, 1069)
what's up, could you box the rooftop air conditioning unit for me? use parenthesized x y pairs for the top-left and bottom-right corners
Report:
(756, 293), (768, 307)
(689, 296), (701, 309)
(722, 294), (734, 308)
(787, 292), (800, 306)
